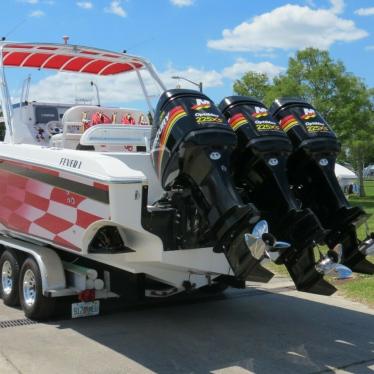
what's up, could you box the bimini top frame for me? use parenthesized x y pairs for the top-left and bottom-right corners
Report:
(0, 42), (166, 143)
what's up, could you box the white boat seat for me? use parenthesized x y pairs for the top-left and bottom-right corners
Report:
(51, 105), (150, 151)
(80, 124), (152, 151)
(62, 105), (148, 126)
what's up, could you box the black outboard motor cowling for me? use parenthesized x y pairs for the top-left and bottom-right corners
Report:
(270, 97), (374, 274)
(219, 96), (335, 295)
(219, 96), (325, 243)
(150, 90), (273, 282)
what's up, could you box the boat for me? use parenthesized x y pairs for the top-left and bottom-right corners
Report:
(0, 41), (275, 314)
(0, 41), (372, 320)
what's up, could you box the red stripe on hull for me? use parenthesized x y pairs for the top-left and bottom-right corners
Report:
(76, 210), (103, 228)
(93, 182), (109, 191)
(0, 166), (110, 252)
(25, 192), (50, 211)
(50, 189), (86, 207)
(34, 213), (75, 235)
(1, 196), (23, 211)
(8, 213), (32, 233)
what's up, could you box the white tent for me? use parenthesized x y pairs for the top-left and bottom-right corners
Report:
(335, 163), (358, 194)
(364, 165), (374, 177)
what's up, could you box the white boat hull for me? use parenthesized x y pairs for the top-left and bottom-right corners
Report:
(0, 144), (230, 289)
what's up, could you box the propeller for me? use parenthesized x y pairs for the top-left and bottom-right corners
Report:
(315, 243), (353, 280)
(248, 220), (291, 262)
(359, 235), (374, 256)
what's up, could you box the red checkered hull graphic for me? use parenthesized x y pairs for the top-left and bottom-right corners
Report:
(0, 169), (109, 251)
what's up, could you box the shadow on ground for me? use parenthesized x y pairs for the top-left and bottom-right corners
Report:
(51, 289), (374, 374)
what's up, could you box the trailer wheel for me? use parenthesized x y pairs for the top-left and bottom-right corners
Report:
(19, 257), (55, 320)
(0, 250), (21, 306)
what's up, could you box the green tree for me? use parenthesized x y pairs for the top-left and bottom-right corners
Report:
(232, 72), (270, 101)
(233, 48), (374, 196)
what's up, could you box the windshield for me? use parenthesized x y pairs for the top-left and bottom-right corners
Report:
(5, 67), (163, 112)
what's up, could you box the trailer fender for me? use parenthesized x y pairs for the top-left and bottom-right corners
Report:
(31, 247), (67, 294)
(0, 237), (66, 294)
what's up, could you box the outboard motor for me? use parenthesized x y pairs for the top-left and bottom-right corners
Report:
(150, 89), (274, 282)
(219, 96), (336, 295)
(269, 97), (374, 275)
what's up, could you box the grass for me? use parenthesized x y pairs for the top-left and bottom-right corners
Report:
(334, 275), (374, 307)
(337, 180), (374, 306)
(265, 180), (374, 307)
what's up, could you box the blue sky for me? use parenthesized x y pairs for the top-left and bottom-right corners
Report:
(0, 0), (373, 107)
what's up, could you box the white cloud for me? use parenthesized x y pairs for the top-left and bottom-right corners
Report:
(28, 67), (222, 105)
(23, 0), (39, 4)
(222, 58), (285, 80)
(305, 0), (316, 7)
(365, 45), (374, 51)
(104, 0), (126, 17)
(208, 1), (367, 52)
(29, 72), (141, 105)
(170, 0), (194, 7)
(330, 0), (344, 14)
(161, 66), (223, 89)
(29, 10), (45, 17)
(355, 7), (374, 16)
(27, 60), (284, 106)
(77, 1), (93, 9)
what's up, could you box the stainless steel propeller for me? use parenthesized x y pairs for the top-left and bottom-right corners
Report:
(315, 243), (353, 280)
(247, 220), (291, 262)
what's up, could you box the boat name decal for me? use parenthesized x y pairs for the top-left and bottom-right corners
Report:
(59, 157), (82, 169)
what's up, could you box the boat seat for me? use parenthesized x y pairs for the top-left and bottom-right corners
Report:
(62, 105), (148, 126)
(50, 105), (150, 151)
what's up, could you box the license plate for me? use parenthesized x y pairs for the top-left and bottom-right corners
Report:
(72, 300), (100, 319)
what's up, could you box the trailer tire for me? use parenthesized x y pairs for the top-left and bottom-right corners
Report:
(0, 250), (21, 306)
(19, 257), (55, 321)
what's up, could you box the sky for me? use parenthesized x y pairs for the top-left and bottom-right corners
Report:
(0, 0), (373, 108)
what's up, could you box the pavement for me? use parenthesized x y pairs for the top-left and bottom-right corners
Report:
(0, 277), (373, 374)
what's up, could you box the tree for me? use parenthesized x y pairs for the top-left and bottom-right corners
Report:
(233, 48), (374, 196)
(232, 72), (270, 101)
